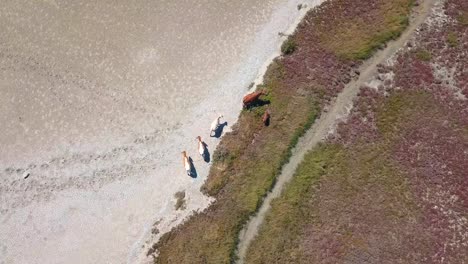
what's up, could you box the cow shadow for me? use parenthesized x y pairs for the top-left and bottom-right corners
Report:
(202, 142), (211, 163)
(212, 122), (228, 138)
(188, 157), (197, 178)
(245, 99), (270, 110)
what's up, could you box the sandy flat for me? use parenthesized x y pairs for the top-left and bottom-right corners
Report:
(0, 0), (315, 263)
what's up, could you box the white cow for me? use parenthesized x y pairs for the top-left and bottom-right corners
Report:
(210, 114), (223, 137)
(196, 136), (206, 156)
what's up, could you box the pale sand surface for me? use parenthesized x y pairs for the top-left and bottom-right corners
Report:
(0, 0), (315, 263)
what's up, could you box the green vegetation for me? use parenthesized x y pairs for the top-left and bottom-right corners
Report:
(447, 32), (459, 47)
(376, 91), (437, 139)
(245, 144), (340, 263)
(201, 63), (318, 198)
(245, 93), (436, 263)
(457, 11), (468, 25)
(415, 49), (432, 61)
(316, 0), (414, 60)
(281, 38), (297, 55)
(376, 95), (406, 134)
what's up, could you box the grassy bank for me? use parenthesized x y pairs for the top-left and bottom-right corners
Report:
(245, 92), (430, 263)
(310, 0), (414, 60)
(154, 0), (415, 262)
(245, 0), (468, 261)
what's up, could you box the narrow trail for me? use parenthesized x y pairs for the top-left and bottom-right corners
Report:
(235, 0), (438, 262)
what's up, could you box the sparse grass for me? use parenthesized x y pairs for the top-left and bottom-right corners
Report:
(281, 38), (297, 55)
(174, 191), (186, 211)
(447, 31), (459, 47)
(415, 49), (432, 61)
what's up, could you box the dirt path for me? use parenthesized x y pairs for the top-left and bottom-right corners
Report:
(235, 0), (438, 262)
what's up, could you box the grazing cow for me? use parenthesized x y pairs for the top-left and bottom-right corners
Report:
(262, 109), (271, 126)
(210, 115), (223, 137)
(243, 90), (267, 108)
(181, 151), (193, 177)
(196, 136), (208, 160)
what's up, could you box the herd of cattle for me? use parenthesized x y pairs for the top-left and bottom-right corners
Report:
(181, 90), (270, 177)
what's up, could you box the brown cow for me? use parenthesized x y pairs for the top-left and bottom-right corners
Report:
(181, 151), (194, 177)
(243, 90), (267, 108)
(262, 109), (271, 126)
